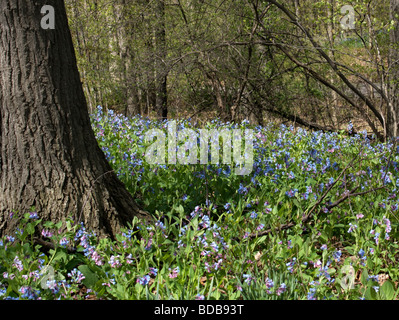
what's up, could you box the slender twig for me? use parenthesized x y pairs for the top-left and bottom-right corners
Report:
(33, 236), (76, 254)
(301, 153), (360, 223)
(326, 185), (386, 210)
(204, 164), (209, 205)
(234, 154), (368, 240)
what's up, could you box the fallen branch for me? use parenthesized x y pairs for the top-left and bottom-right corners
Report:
(239, 184), (385, 242)
(34, 236), (77, 254)
(234, 150), (388, 242)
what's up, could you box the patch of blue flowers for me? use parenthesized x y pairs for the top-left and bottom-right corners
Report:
(0, 107), (398, 300)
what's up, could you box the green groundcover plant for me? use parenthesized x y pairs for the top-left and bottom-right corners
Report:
(1, 107), (398, 300)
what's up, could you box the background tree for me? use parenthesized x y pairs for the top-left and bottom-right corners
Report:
(155, 0), (168, 119)
(252, 0), (395, 140)
(388, 0), (399, 138)
(0, 0), (150, 238)
(65, 0), (398, 140)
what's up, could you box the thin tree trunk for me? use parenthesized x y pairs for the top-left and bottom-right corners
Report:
(0, 0), (150, 238)
(327, 0), (339, 129)
(155, 0), (168, 119)
(387, 0), (399, 138)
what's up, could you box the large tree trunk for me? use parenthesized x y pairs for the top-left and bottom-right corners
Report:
(387, 0), (399, 138)
(0, 0), (150, 238)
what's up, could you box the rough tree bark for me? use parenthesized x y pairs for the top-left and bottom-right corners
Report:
(0, 0), (151, 238)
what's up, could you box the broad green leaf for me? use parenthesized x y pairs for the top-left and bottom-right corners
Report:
(365, 286), (377, 300)
(78, 264), (99, 289)
(380, 280), (395, 300)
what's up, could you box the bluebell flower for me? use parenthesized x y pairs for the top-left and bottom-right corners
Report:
(374, 232), (380, 245)
(238, 183), (248, 195)
(13, 256), (23, 271)
(276, 283), (286, 296)
(250, 211), (258, 219)
(200, 215), (211, 228)
(137, 275), (151, 286)
(286, 258), (296, 273)
(19, 286), (40, 300)
(317, 262), (332, 282)
(347, 121), (353, 134)
(243, 274), (255, 285)
(223, 166), (231, 176)
(285, 189), (298, 198)
(333, 250), (342, 262)
(358, 249), (366, 266)
(179, 226), (187, 236)
(168, 266), (180, 278)
(155, 220), (166, 230)
(68, 268), (85, 283)
(265, 278), (274, 290)
(210, 242), (219, 251)
(59, 237), (69, 247)
(29, 212), (39, 219)
(149, 268), (158, 276)
(348, 223), (357, 233)
(307, 287), (317, 300)
(109, 255), (122, 268)
(367, 275), (379, 282)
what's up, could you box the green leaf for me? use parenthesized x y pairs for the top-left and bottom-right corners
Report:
(50, 250), (67, 264)
(365, 286), (377, 300)
(55, 221), (63, 230)
(43, 221), (55, 229)
(366, 257), (374, 269)
(114, 283), (128, 299)
(207, 276), (215, 300)
(361, 269), (369, 286)
(78, 264), (99, 289)
(319, 232), (328, 243)
(26, 223), (35, 235)
(380, 280), (395, 300)
(65, 257), (84, 271)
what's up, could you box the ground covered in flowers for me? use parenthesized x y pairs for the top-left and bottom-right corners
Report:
(1, 106), (399, 300)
